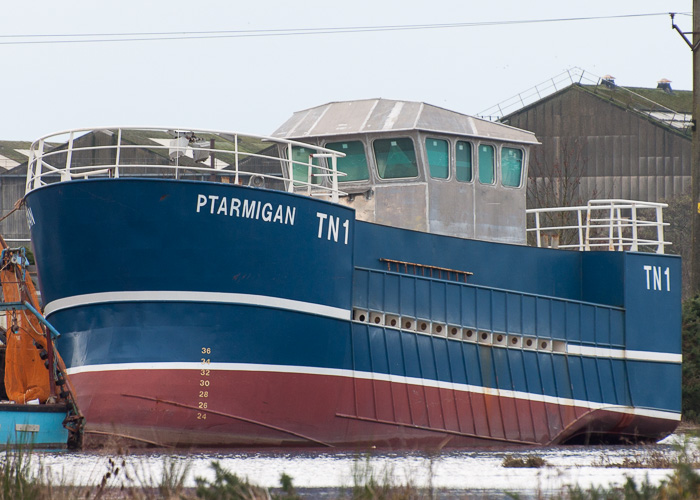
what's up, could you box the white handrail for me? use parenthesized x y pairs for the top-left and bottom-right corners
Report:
(25, 127), (347, 203)
(526, 199), (670, 254)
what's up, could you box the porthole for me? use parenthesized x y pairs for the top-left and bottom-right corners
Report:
(353, 309), (369, 323)
(369, 312), (384, 325)
(385, 314), (399, 328)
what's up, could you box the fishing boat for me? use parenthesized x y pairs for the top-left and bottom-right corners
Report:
(0, 242), (82, 449)
(23, 99), (680, 448)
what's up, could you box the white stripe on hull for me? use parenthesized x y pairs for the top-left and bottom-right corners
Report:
(44, 292), (679, 364)
(566, 344), (682, 363)
(43, 291), (351, 321)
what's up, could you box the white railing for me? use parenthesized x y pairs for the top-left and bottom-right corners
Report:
(527, 199), (670, 254)
(25, 127), (347, 202)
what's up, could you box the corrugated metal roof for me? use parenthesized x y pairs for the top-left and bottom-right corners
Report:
(272, 98), (538, 145)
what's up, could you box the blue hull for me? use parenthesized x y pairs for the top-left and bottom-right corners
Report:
(25, 178), (682, 448)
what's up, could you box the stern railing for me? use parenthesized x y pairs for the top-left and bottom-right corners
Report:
(527, 199), (670, 254)
(25, 127), (347, 202)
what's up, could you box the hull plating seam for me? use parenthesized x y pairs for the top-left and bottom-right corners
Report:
(66, 362), (681, 422)
(43, 291), (351, 321)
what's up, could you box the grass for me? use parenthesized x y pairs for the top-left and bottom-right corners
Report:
(592, 436), (700, 469)
(349, 454), (429, 500)
(0, 442), (43, 500)
(4, 443), (700, 499)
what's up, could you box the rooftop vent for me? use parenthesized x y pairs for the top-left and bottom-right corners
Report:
(657, 78), (673, 94)
(601, 75), (616, 89)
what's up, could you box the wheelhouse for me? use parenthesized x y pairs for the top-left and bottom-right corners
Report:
(273, 99), (539, 244)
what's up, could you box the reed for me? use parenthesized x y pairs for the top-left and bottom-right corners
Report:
(502, 454), (548, 468)
(0, 442), (43, 500)
(348, 454), (430, 500)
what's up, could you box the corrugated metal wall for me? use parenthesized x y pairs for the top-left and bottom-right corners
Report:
(0, 174), (29, 245)
(504, 85), (691, 205)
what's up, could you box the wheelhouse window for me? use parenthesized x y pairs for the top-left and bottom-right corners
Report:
(291, 146), (321, 185)
(373, 138), (419, 179)
(456, 141), (472, 182)
(425, 137), (449, 179)
(501, 147), (523, 187)
(325, 141), (369, 182)
(478, 144), (495, 185)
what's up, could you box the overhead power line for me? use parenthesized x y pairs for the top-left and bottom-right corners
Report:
(0, 12), (689, 46)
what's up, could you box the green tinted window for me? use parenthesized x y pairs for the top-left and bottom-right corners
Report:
(325, 141), (369, 182)
(291, 146), (321, 184)
(426, 138), (449, 179)
(373, 138), (418, 179)
(456, 141), (472, 182)
(478, 144), (495, 184)
(501, 147), (523, 187)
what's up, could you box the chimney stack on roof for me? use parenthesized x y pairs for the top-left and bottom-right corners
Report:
(657, 78), (673, 94)
(601, 75), (616, 89)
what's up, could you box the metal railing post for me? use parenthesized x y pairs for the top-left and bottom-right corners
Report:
(234, 134), (239, 185)
(584, 205), (592, 251)
(615, 206), (624, 251)
(63, 132), (75, 182)
(576, 209), (583, 251)
(608, 205), (615, 250)
(330, 155), (339, 203)
(656, 206), (665, 254)
(286, 143), (294, 193)
(631, 204), (639, 251)
(32, 140), (45, 190)
(115, 129), (122, 178)
(307, 156), (313, 196)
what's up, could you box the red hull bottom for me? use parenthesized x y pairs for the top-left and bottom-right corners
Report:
(72, 369), (677, 449)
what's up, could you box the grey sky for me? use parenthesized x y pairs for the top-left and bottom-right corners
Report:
(1, 0), (692, 141)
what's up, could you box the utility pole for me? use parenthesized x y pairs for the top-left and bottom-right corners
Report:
(674, 3), (700, 293)
(694, 1), (700, 294)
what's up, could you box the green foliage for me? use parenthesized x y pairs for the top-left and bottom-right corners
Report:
(556, 438), (700, 499)
(273, 472), (301, 500)
(559, 464), (700, 499)
(682, 295), (700, 422)
(660, 191), (692, 299)
(563, 476), (658, 499)
(195, 461), (268, 500)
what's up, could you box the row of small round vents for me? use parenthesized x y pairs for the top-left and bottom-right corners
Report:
(352, 309), (565, 352)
